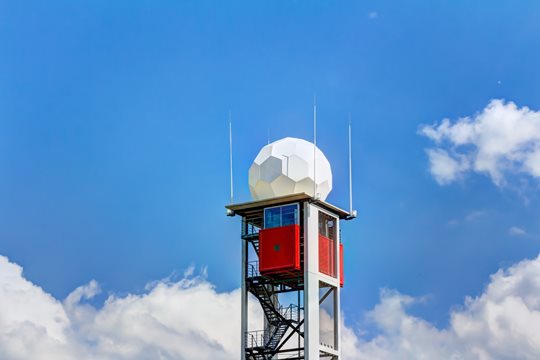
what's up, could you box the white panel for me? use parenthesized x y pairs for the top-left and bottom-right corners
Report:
(304, 203), (320, 360)
(248, 163), (260, 188)
(270, 174), (296, 196)
(287, 154), (310, 182)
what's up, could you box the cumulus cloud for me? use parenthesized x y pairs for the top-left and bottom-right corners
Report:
(0, 255), (262, 360)
(3, 253), (540, 359)
(350, 254), (540, 359)
(425, 149), (470, 185)
(420, 99), (540, 187)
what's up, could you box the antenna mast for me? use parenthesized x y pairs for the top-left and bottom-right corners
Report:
(313, 94), (318, 199)
(227, 111), (235, 215)
(348, 114), (357, 219)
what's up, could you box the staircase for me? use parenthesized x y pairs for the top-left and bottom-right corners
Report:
(247, 276), (298, 354)
(242, 217), (302, 358)
(266, 320), (289, 350)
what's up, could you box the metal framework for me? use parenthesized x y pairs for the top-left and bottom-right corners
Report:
(242, 209), (304, 359)
(227, 193), (351, 360)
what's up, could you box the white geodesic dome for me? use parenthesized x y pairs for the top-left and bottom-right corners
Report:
(248, 137), (333, 201)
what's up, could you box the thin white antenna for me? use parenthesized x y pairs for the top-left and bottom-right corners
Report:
(348, 113), (357, 219)
(229, 111), (234, 205)
(313, 94), (318, 199)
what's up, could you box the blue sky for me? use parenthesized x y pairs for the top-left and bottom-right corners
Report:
(1, 0), (540, 341)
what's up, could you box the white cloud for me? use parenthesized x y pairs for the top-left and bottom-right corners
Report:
(426, 149), (469, 184)
(0, 255), (262, 360)
(446, 210), (486, 227)
(348, 254), (540, 359)
(508, 226), (527, 236)
(465, 210), (486, 222)
(368, 11), (378, 19)
(420, 99), (540, 187)
(3, 253), (540, 359)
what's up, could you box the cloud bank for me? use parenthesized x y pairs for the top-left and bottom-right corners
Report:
(351, 254), (540, 359)
(2, 253), (540, 359)
(0, 256), (261, 360)
(420, 99), (540, 187)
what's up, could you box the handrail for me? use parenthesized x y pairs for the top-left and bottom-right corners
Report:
(247, 261), (260, 278)
(242, 216), (263, 238)
(280, 304), (299, 322)
(245, 330), (269, 348)
(245, 304), (301, 350)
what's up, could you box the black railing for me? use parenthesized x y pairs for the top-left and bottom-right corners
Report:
(281, 304), (300, 323)
(247, 261), (261, 278)
(245, 304), (300, 348)
(245, 330), (268, 349)
(242, 216), (263, 238)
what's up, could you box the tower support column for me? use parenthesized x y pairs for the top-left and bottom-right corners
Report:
(241, 236), (247, 360)
(304, 202), (342, 359)
(304, 203), (320, 360)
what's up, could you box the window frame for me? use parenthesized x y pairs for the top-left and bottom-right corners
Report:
(318, 211), (337, 241)
(263, 202), (300, 229)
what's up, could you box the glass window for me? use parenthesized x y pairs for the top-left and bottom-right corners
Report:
(264, 207), (281, 229)
(319, 212), (336, 240)
(319, 211), (338, 277)
(264, 203), (299, 229)
(281, 204), (298, 226)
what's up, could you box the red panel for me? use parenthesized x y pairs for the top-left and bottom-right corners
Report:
(340, 243), (344, 287)
(259, 224), (300, 275)
(319, 235), (336, 277)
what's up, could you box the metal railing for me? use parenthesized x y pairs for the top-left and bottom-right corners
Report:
(281, 304), (300, 322)
(247, 261), (261, 278)
(245, 330), (269, 348)
(245, 304), (300, 349)
(242, 216), (263, 238)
